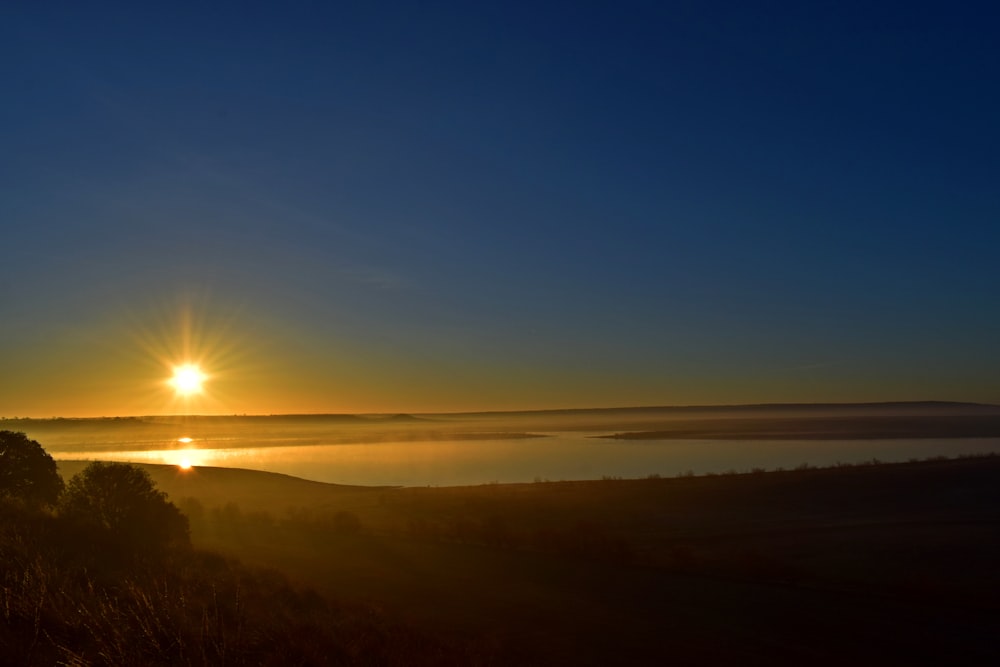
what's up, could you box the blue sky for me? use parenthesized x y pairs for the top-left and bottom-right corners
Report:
(2, 1), (999, 416)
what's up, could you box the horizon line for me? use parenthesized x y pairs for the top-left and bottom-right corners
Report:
(4, 399), (999, 421)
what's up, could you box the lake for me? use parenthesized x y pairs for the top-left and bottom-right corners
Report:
(47, 432), (1000, 487)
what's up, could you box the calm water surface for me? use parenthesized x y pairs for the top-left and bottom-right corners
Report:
(51, 433), (1000, 487)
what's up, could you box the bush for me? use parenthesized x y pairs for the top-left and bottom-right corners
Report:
(0, 430), (64, 507)
(60, 462), (189, 554)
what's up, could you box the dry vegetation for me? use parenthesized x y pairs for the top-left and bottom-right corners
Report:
(1, 436), (483, 666)
(50, 454), (1000, 665)
(0, 515), (476, 666)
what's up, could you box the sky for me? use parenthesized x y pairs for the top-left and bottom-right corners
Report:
(2, 1), (999, 417)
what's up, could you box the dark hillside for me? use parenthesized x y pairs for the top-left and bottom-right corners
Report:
(0, 500), (482, 665)
(68, 455), (1000, 665)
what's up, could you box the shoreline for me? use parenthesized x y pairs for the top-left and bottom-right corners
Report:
(56, 449), (1000, 492)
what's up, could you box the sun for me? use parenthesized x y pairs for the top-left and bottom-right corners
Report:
(169, 364), (207, 396)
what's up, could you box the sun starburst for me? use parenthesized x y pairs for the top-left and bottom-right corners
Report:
(169, 364), (207, 396)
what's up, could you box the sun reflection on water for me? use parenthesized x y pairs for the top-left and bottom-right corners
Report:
(173, 448), (208, 469)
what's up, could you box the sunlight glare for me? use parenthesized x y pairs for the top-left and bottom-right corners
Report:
(173, 447), (205, 470)
(169, 364), (206, 396)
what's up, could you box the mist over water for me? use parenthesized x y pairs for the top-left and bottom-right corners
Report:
(47, 433), (1000, 486)
(20, 407), (999, 486)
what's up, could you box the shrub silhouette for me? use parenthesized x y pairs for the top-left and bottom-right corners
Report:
(0, 430), (64, 507)
(60, 462), (189, 554)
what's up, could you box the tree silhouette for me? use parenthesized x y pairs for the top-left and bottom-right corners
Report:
(0, 430), (64, 507)
(60, 462), (189, 552)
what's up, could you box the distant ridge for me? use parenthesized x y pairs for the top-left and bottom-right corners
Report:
(381, 413), (428, 422)
(433, 401), (1000, 418)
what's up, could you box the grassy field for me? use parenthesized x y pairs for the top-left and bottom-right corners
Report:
(56, 455), (1000, 665)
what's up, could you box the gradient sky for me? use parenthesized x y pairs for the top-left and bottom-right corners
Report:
(3, 1), (999, 417)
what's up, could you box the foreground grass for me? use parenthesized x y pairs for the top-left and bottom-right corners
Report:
(0, 503), (485, 666)
(47, 455), (1000, 665)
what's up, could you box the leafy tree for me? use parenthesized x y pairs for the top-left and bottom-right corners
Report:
(0, 430), (64, 507)
(60, 462), (190, 552)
